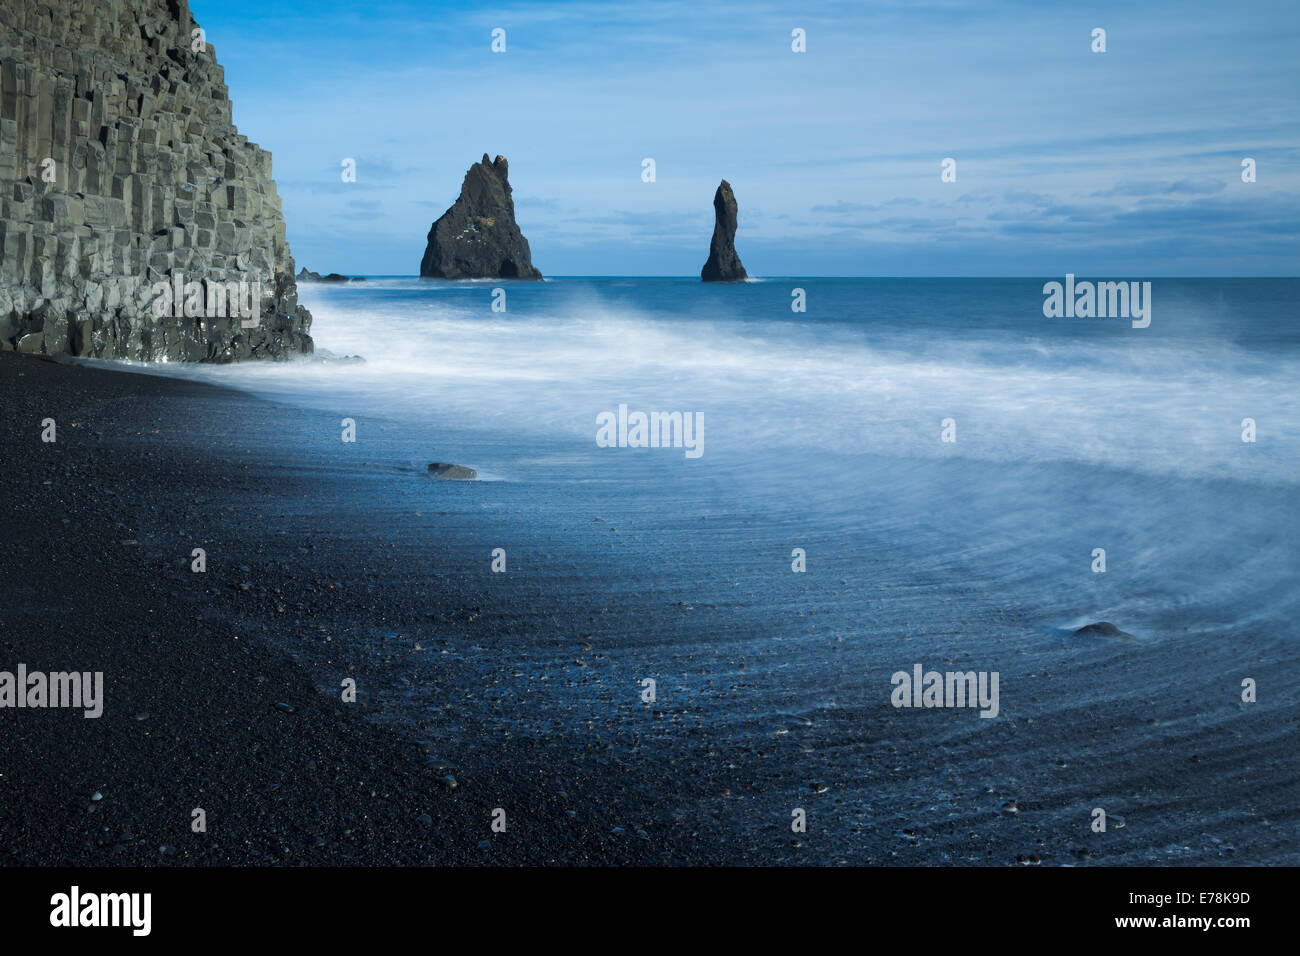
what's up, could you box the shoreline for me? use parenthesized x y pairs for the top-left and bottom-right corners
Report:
(3, 349), (1296, 867)
(0, 350), (794, 866)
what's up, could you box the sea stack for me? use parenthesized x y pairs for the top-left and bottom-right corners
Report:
(0, 0), (313, 361)
(419, 154), (542, 279)
(700, 180), (748, 282)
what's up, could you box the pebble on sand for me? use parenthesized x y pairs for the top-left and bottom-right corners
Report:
(1073, 621), (1135, 639)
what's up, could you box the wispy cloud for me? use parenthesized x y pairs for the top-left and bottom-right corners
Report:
(193, 0), (1300, 275)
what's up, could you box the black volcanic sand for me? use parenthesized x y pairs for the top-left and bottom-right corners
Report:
(1, 351), (1297, 866)
(0, 352), (510, 864)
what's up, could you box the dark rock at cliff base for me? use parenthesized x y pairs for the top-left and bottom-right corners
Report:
(427, 463), (478, 480)
(419, 155), (542, 280)
(297, 269), (350, 282)
(701, 180), (748, 282)
(1073, 621), (1135, 639)
(311, 348), (366, 364)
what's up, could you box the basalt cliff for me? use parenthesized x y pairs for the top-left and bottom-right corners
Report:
(420, 154), (542, 280)
(0, 0), (312, 361)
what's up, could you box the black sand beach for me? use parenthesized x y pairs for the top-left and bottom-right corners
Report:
(0, 350), (819, 866)
(0, 352), (493, 864)
(2, 350), (1297, 867)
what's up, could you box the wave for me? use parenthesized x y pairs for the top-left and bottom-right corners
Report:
(88, 278), (1300, 637)
(180, 280), (1299, 489)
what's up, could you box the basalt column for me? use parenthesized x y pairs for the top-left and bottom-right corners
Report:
(0, 0), (313, 361)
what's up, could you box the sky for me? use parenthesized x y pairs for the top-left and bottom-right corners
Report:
(192, 0), (1300, 276)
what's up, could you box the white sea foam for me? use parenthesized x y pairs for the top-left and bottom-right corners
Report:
(150, 277), (1299, 489)
(91, 278), (1300, 635)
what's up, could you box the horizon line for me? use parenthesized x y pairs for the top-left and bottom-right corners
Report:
(308, 274), (1300, 280)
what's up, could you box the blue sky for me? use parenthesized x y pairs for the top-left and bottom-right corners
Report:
(193, 0), (1299, 276)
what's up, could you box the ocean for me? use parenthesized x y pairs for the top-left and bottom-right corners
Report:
(105, 276), (1300, 863)
(157, 276), (1300, 632)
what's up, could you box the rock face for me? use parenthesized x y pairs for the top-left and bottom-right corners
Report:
(0, 0), (312, 361)
(419, 154), (541, 280)
(700, 179), (747, 282)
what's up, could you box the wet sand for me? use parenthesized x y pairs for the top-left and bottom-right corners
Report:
(1, 350), (1295, 866)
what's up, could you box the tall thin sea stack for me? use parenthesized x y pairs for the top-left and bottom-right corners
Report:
(700, 179), (747, 282)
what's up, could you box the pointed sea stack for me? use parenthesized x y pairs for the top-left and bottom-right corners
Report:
(701, 180), (748, 282)
(419, 154), (542, 279)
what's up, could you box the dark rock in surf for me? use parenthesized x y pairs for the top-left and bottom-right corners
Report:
(296, 269), (350, 282)
(419, 155), (542, 280)
(427, 463), (478, 481)
(700, 179), (748, 282)
(310, 348), (366, 364)
(1073, 621), (1134, 639)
